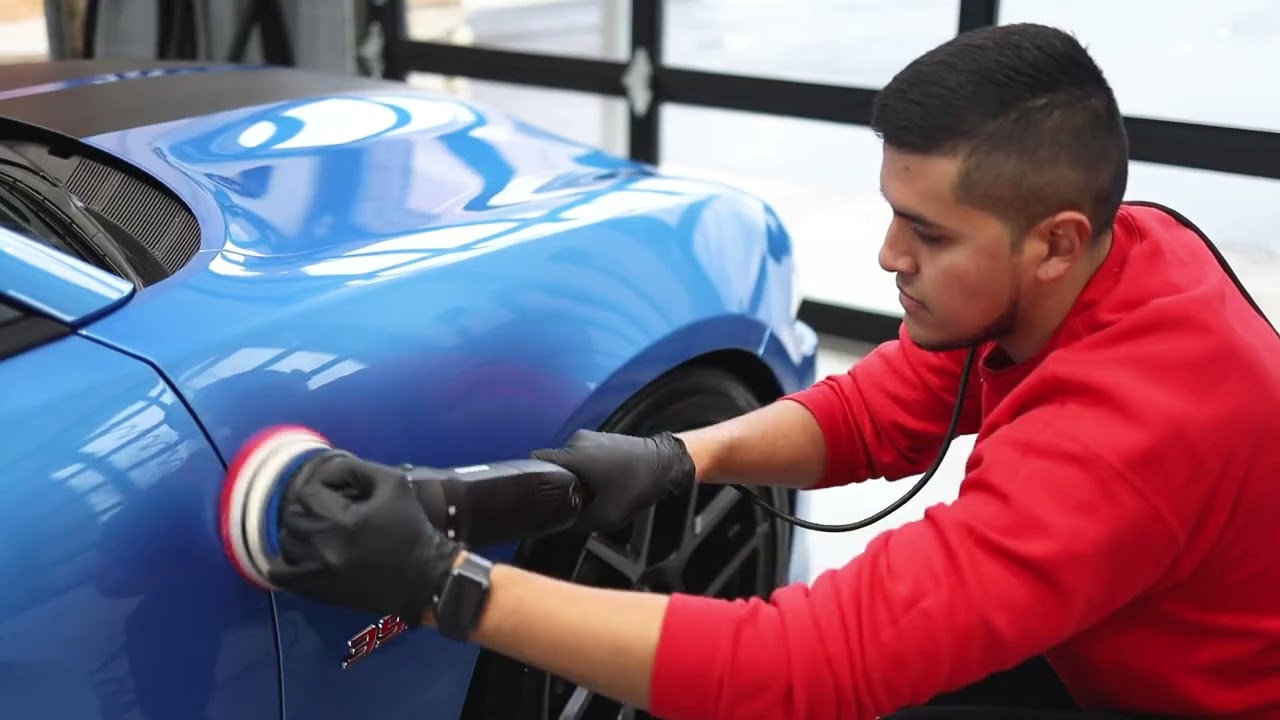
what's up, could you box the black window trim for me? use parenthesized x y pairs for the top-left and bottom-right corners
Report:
(0, 153), (151, 287)
(0, 297), (72, 361)
(0, 122), (190, 290)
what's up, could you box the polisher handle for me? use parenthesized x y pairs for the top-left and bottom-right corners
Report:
(410, 459), (585, 548)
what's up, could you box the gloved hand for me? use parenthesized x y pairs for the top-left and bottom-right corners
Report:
(531, 430), (695, 533)
(266, 450), (465, 626)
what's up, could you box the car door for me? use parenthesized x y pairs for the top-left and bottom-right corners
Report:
(0, 224), (282, 719)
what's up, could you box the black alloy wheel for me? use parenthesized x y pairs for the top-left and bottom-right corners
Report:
(462, 364), (795, 720)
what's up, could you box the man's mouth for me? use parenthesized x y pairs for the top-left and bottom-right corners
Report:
(898, 287), (924, 313)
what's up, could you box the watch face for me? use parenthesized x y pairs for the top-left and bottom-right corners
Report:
(437, 556), (492, 641)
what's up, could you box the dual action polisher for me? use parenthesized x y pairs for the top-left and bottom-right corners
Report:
(219, 424), (585, 591)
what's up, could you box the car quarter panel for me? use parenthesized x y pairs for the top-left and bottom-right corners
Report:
(79, 85), (815, 466)
(70, 182), (812, 720)
(69, 81), (816, 720)
(0, 331), (280, 720)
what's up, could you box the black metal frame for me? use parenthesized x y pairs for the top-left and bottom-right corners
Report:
(81, 0), (296, 64)
(375, 0), (1280, 345)
(227, 0), (295, 66)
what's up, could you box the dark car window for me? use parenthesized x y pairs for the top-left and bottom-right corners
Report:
(0, 143), (201, 287)
(0, 298), (70, 361)
(0, 182), (79, 257)
(0, 301), (20, 327)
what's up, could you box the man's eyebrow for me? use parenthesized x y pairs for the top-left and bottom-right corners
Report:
(892, 205), (943, 229)
(880, 190), (947, 231)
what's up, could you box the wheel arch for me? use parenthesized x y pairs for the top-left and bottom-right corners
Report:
(546, 311), (814, 446)
(643, 346), (785, 408)
(458, 334), (799, 720)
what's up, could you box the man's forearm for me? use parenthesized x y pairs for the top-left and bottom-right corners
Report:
(677, 398), (828, 489)
(441, 557), (668, 710)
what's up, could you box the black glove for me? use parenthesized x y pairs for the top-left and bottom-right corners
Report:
(266, 450), (465, 626)
(530, 430), (695, 533)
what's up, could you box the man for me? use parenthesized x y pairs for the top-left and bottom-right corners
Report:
(265, 23), (1280, 719)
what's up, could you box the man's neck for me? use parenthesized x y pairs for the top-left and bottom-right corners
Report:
(998, 231), (1114, 365)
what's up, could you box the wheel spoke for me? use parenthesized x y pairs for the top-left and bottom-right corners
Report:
(584, 536), (643, 583)
(703, 523), (768, 597)
(558, 684), (592, 720)
(516, 390), (788, 720)
(630, 505), (655, 568)
(689, 486), (741, 549)
(681, 484), (699, 544)
(569, 541), (591, 580)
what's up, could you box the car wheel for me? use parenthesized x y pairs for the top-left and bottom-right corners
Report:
(461, 364), (794, 720)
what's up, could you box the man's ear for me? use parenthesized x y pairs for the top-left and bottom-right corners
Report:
(1032, 210), (1093, 282)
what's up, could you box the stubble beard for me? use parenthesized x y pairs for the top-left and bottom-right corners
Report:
(907, 292), (1021, 354)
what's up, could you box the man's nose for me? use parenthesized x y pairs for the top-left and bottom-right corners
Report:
(878, 229), (916, 275)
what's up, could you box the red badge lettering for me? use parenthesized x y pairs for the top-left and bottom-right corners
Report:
(342, 614), (408, 669)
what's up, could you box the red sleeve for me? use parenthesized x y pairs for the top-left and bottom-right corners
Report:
(783, 322), (983, 488)
(646, 407), (1184, 720)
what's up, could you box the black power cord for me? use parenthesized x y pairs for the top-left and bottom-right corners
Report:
(731, 346), (977, 533)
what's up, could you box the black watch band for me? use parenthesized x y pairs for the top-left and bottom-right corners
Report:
(435, 553), (493, 641)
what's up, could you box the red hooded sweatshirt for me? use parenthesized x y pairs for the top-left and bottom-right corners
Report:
(647, 203), (1280, 719)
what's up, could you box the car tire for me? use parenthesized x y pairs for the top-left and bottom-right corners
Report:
(460, 363), (795, 720)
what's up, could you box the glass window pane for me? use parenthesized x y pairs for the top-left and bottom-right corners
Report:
(406, 0), (630, 61)
(0, 1), (49, 64)
(406, 73), (628, 154)
(998, 0), (1280, 132)
(659, 105), (1280, 324)
(659, 104), (901, 317)
(663, 0), (960, 87)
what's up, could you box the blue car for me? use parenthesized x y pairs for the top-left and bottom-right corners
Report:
(0, 60), (817, 719)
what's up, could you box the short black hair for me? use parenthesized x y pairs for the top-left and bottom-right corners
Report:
(871, 23), (1128, 240)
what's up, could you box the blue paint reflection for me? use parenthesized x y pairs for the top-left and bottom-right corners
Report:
(0, 340), (279, 720)
(148, 92), (650, 261)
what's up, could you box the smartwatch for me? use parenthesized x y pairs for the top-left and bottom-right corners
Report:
(434, 552), (494, 641)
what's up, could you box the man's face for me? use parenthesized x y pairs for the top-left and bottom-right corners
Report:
(877, 145), (1029, 352)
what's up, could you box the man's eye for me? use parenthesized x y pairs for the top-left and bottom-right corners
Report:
(912, 226), (941, 243)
